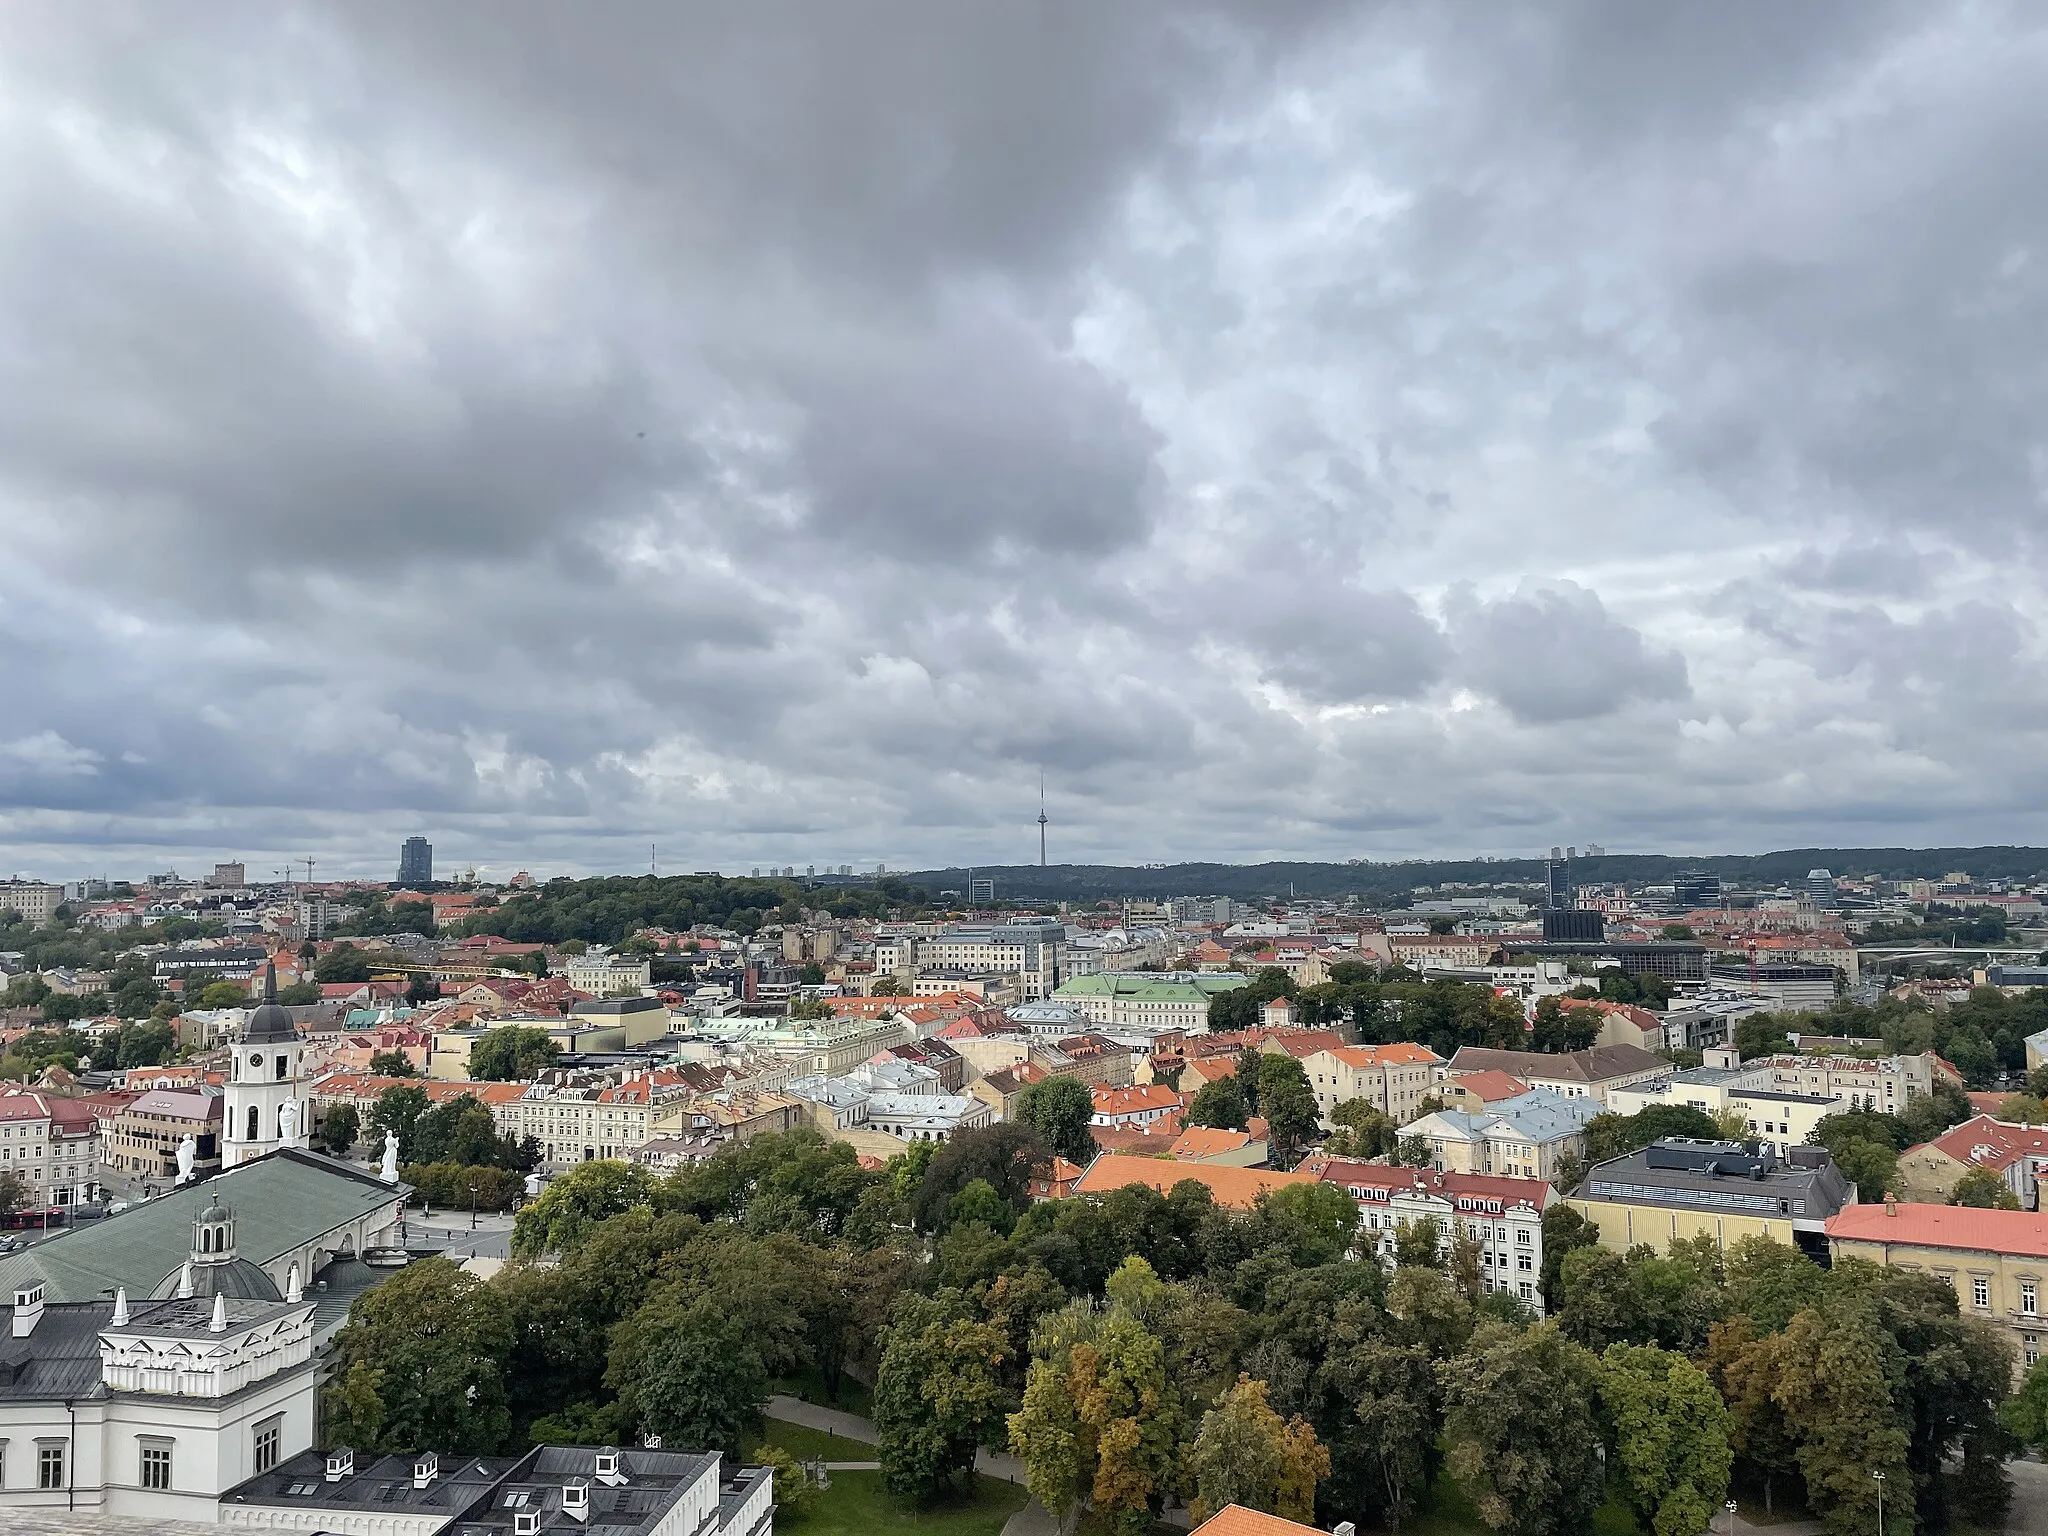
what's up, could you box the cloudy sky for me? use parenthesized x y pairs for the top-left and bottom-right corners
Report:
(3, 2), (2047, 881)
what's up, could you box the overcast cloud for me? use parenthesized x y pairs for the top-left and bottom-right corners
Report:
(4, 1), (2048, 880)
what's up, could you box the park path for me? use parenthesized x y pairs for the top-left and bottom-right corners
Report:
(765, 1390), (1029, 1483)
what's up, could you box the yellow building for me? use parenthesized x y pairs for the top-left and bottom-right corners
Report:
(1827, 1200), (2048, 1374)
(1568, 1138), (1855, 1263)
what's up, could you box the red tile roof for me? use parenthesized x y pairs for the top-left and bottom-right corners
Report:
(1827, 1201), (2048, 1259)
(1917, 1114), (2048, 1172)
(1072, 1153), (1317, 1208)
(1192, 1507), (1323, 1536)
(1315, 1157), (1552, 1212)
(1451, 1069), (1532, 1103)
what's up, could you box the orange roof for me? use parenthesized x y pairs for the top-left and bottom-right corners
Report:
(1319, 1043), (1443, 1069)
(1451, 1069), (1531, 1103)
(1072, 1153), (1317, 1209)
(1092, 1084), (1181, 1115)
(1243, 1027), (1346, 1058)
(1192, 1506), (1322, 1536)
(1168, 1126), (1253, 1160)
(1827, 1201), (2048, 1259)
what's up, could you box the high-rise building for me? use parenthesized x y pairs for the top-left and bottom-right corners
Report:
(1806, 868), (1836, 909)
(1544, 848), (1573, 910)
(210, 862), (245, 888)
(1672, 872), (1722, 911)
(397, 836), (433, 885)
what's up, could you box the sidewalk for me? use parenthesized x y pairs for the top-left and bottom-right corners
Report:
(764, 1393), (1027, 1484)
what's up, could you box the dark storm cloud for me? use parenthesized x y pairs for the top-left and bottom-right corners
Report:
(2, 1), (2048, 876)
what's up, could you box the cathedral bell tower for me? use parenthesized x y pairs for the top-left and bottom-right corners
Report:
(224, 963), (304, 1168)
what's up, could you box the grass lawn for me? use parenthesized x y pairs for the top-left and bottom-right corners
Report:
(773, 1365), (874, 1418)
(751, 1417), (880, 1464)
(786, 1469), (1028, 1536)
(1408, 1466), (1645, 1536)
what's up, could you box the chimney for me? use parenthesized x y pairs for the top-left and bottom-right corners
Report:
(326, 1447), (355, 1482)
(563, 1478), (590, 1523)
(413, 1451), (438, 1488)
(11, 1283), (44, 1338)
(1885, 1192), (1898, 1217)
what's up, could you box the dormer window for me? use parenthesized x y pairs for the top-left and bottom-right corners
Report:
(594, 1449), (619, 1478)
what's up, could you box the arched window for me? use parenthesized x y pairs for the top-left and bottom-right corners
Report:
(247, 1105), (260, 1143)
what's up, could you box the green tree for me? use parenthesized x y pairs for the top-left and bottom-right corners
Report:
(469, 1025), (562, 1081)
(1531, 996), (1598, 1054)
(1950, 1167), (2020, 1208)
(412, 1093), (519, 1168)
(1186, 1077), (1250, 1132)
(113, 1020), (177, 1068)
(512, 1159), (655, 1255)
(1257, 1054), (1321, 1167)
(277, 980), (323, 1005)
(1394, 1216), (1444, 1271)
(1325, 1099), (1398, 1159)
(0, 1170), (29, 1215)
(368, 1084), (430, 1161)
(315, 943), (375, 984)
(874, 1293), (1013, 1502)
(2002, 1354), (2048, 1455)
(1539, 1203), (1601, 1315)
(1316, 1333), (1441, 1533)
(1439, 1322), (1605, 1536)
(1768, 1301), (1911, 1536)
(632, 1303), (769, 1457)
(367, 1049), (416, 1077)
(752, 1445), (820, 1523)
(1996, 1093), (2048, 1125)
(1185, 1374), (1330, 1525)
(193, 980), (248, 1009)
(321, 1102), (360, 1156)
(322, 1259), (514, 1454)
(1598, 1343), (1732, 1536)
(1017, 1076), (1099, 1165)
(947, 1178), (1013, 1234)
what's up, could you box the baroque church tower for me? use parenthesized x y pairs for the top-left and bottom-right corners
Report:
(223, 963), (304, 1167)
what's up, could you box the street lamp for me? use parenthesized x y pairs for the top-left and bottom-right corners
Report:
(1723, 1499), (1737, 1536)
(469, 1178), (479, 1232)
(1873, 1470), (1885, 1536)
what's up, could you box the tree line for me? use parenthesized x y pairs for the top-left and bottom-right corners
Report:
(319, 1118), (2048, 1536)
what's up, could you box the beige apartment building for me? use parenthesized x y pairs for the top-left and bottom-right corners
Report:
(1828, 1201), (2048, 1374)
(1301, 1044), (1444, 1126)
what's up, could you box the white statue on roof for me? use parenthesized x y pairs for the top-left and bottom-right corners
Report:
(175, 1133), (197, 1184)
(278, 1097), (300, 1149)
(380, 1134), (400, 1184)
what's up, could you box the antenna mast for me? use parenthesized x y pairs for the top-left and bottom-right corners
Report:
(1037, 771), (1049, 868)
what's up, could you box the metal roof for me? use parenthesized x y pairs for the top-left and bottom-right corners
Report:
(0, 1148), (402, 1303)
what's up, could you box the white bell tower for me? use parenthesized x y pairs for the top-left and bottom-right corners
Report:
(224, 963), (304, 1168)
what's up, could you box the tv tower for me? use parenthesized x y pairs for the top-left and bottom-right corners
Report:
(1037, 771), (1049, 868)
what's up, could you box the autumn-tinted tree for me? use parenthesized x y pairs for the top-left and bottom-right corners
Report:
(1185, 1375), (1329, 1525)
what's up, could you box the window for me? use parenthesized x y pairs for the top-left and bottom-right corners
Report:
(1972, 1277), (1991, 1311)
(39, 1441), (66, 1489)
(1518, 1282), (1534, 1300)
(2027, 1335), (2040, 1368)
(141, 1442), (172, 1490)
(254, 1417), (281, 1474)
(2024, 1282), (2038, 1317)
(1518, 1252), (1534, 1271)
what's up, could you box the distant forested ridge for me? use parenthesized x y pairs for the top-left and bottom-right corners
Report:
(904, 847), (2048, 903)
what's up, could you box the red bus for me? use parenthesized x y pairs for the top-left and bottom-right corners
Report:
(0, 1208), (67, 1231)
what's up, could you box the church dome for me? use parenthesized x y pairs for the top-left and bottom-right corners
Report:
(149, 1257), (283, 1303)
(242, 963), (299, 1045)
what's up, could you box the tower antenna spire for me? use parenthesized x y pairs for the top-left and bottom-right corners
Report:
(1037, 771), (1049, 868)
